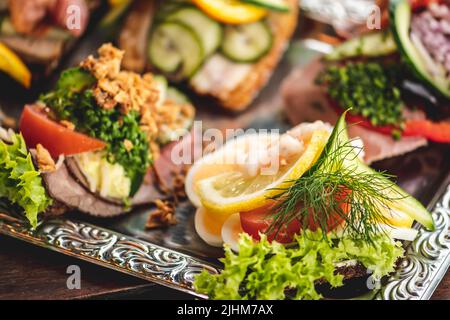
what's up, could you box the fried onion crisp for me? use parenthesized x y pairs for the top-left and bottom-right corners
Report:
(36, 143), (56, 172)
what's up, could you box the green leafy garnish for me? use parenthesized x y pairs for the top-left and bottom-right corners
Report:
(194, 231), (404, 300)
(268, 111), (434, 242)
(40, 68), (151, 195)
(0, 133), (52, 228)
(317, 62), (404, 127)
(55, 66), (96, 92)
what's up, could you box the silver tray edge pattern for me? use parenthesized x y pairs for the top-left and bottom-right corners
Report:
(0, 173), (448, 300)
(0, 214), (219, 299)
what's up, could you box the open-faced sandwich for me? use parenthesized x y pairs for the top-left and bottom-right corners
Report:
(118, 0), (298, 110)
(185, 112), (434, 300)
(0, 43), (195, 228)
(282, 0), (449, 164)
(0, 0), (105, 86)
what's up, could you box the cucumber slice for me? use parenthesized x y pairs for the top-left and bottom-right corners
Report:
(325, 31), (397, 61)
(153, 75), (168, 106)
(221, 21), (272, 63)
(167, 86), (191, 104)
(158, 86), (193, 144)
(148, 22), (204, 78)
(326, 111), (435, 231)
(390, 0), (450, 99)
(155, 1), (186, 22)
(166, 7), (222, 57)
(241, 0), (290, 12)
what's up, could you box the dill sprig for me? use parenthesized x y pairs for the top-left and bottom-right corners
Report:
(268, 114), (406, 243)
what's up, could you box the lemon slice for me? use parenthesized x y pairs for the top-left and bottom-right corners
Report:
(380, 208), (414, 228)
(194, 129), (329, 215)
(185, 132), (275, 208)
(0, 42), (31, 88)
(192, 0), (267, 24)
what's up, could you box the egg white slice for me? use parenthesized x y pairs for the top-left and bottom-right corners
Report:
(221, 213), (244, 252)
(194, 207), (227, 247)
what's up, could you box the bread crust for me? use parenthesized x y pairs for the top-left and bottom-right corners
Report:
(212, 0), (299, 110)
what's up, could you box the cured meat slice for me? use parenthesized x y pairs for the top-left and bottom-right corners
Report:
(281, 59), (428, 164)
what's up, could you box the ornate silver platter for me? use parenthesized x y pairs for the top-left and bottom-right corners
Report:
(0, 24), (448, 299)
(0, 173), (448, 299)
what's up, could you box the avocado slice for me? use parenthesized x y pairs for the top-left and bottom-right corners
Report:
(322, 111), (435, 230)
(390, 0), (450, 99)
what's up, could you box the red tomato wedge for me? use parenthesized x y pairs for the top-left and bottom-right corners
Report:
(403, 120), (450, 143)
(345, 112), (450, 143)
(240, 194), (350, 243)
(329, 99), (450, 143)
(240, 202), (301, 243)
(410, 0), (442, 11)
(20, 104), (106, 158)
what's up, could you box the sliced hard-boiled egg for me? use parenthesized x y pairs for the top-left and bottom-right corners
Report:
(194, 207), (231, 247)
(221, 213), (244, 252)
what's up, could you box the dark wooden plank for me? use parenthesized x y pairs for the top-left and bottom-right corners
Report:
(0, 235), (152, 300)
(432, 270), (450, 300)
(0, 235), (447, 299)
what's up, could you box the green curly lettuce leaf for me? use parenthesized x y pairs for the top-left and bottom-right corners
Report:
(0, 133), (52, 228)
(194, 230), (404, 300)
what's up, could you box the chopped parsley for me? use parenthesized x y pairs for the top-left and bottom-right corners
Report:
(317, 62), (404, 127)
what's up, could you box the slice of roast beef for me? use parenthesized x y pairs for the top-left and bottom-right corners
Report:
(152, 130), (198, 192)
(65, 155), (166, 206)
(281, 59), (428, 164)
(39, 132), (194, 217)
(118, 0), (156, 72)
(41, 161), (127, 217)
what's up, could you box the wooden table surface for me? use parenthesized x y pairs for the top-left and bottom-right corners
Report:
(0, 234), (447, 300)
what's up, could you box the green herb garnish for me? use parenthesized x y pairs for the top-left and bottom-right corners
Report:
(40, 68), (151, 195)
(317, 62), (404, 127)
(268, 111), (408, 243)
(194, 231), (404, 300)
(0, 133), (52, 228)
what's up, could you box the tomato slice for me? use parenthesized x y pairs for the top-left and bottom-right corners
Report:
(410, 0), (442, 11)
(403, 119), (450, 143)
(240, 191), (350, 243)
(20, 104), (106, 158)
(240, 202), (301, 243)
(344, 111), (450, 143)
(192, 0), (267, 24)
(329, 99), (450, 143)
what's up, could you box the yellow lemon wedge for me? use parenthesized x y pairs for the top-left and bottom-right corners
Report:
(108, 0), (128, 6)
(0, 42), (31, 88)
(190, 129), (329, 215)
(380, 208), (414, 228)
(192, 0), (267, 24)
